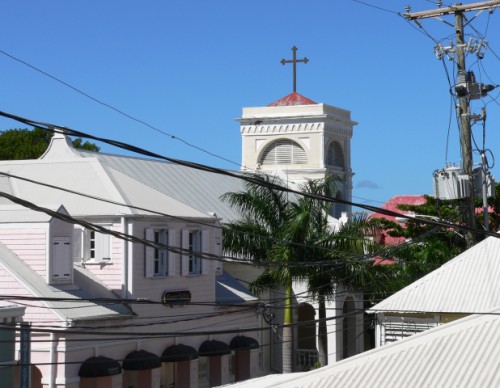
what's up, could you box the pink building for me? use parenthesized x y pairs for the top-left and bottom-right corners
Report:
(0, 133), (261, 387)
(369, 195), (427, 246)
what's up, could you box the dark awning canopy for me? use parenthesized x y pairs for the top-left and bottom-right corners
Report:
(162, 344), (198, 362)
(199, 340), (231, 357)
(122, 350), (161, 371)
(79, 356), (122, 378)
(230, 335), (260, 351)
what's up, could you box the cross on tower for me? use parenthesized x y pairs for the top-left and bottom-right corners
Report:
(280, 46), (309, 93)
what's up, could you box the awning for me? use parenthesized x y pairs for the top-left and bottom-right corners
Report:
(230, 335), (260, 351)
(162, 344), (198, 362)
(199, 340), (231, 357)
(122, 350), (161, 370)
(79, 356), (122, 378)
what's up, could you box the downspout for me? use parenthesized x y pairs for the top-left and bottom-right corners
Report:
(49, 332), (57, 388)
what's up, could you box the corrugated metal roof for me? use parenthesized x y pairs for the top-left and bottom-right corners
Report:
(0, 242), (132, 322)
(268, 92), (317, 107)
(369, 235), (500, 314)
(78, 151), (246, 222)
(0, 135), (221, 220)
(229, 308), (500, 387)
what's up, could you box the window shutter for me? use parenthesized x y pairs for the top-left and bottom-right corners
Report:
(73, 228), (83, 262)
(52, 237), (72, 282)
(168, 229), (176, 276)
(261, 140), (307, 165)
(181, 229), (189, 276)
(214, 234), (222, 257)
(275, 141), (290, 164)
(144, 228), (154, 277)
(82, 228), (91, 261)
(326, 141), (345, 168)
(201, 230), (210, 275)
(96, 230), (111, 261)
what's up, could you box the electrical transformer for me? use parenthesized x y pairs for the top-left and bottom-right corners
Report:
(433, 165), (495, 200)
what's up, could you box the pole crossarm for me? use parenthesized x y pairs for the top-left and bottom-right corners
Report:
(404, 0), (500, 20)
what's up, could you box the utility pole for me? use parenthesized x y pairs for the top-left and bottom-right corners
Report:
(404, 1), (500, 248)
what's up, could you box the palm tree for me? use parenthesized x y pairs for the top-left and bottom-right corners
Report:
(222, 174), (384, 370)
(304, 213), (384, 365)
(221, 174), (306, 373)
(285, 178), (383, 366)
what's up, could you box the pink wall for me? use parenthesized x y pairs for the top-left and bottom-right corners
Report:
(0, 229), (47, 279)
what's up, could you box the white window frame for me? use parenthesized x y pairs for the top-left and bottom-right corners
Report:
(154, 229), (168, 276)
(189, 230), (202, 275)
(144, 227), (178, 278)
(182, 229), (210, 276)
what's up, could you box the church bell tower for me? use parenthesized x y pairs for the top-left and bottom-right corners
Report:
(237, 47), (357, 218)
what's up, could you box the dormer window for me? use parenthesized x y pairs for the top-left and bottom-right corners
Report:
(73, 227), (111, 263)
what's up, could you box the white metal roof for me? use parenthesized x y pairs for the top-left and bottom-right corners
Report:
(369, 235), (500, 314)
(228, 307), (500, 388)
(0, 133), (216, 219)
(77, 149), (246, 222)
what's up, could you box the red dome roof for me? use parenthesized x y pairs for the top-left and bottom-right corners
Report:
(268, 92), (317, 107)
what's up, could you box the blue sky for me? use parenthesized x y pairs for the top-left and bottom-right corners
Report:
(1, 1), (499, 208)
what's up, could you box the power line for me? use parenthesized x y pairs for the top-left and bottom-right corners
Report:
(351, 0), (400, 15)
(0, 171), (387, 267)
(2, 109), (496, 241)
(0, 48), (242, 169)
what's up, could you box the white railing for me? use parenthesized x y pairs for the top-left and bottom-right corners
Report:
(295, 349), (319, 371)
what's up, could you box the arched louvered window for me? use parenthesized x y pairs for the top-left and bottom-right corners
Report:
(260, 140), (307, 165)
(326, 141), (345, 169)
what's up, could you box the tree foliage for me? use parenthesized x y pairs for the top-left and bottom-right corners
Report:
(374, 186), (500, 296)
(0, 128), (100, 160)
(221, 174), (387, 368)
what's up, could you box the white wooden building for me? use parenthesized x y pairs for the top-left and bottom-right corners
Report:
(0, 133), (261, 388)
(368, 234), (500, 346)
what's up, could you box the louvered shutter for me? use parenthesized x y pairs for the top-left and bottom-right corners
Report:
(201, 230), (210, 275)
(82, 228), (91, 261)
(326, 141), (345, 168)
(145, 228), (154, 277)
(96, 230), (111, 261)
(261, 140), (307, 165)
(52, 237), (72, 282)
(73, 228), (83, 262)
